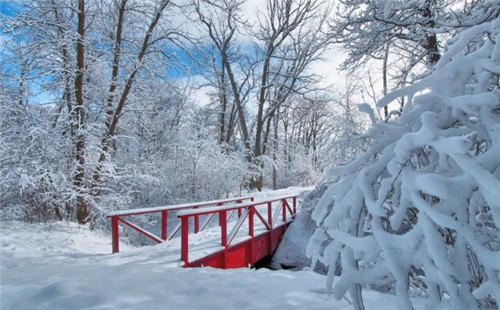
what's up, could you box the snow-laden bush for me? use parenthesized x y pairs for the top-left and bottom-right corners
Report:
(307, 9), (500, 310)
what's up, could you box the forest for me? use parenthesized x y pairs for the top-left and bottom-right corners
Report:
(1, 0), (499, 309)
(1, 0), (368, 225)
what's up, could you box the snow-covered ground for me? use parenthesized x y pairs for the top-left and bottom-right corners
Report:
(1, 188), (422, 309)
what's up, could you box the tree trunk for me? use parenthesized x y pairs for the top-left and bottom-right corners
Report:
(225, 103), (237, 144)
(222, 55), (252, 162)
(219, 63), (227, 144)
(91, 0), (170, 197)
(422, 0), (440, 65)
(272, 108), (279, 190)
(49, 0), (74, 141)
(74, 0), (89, 224)
(104, 0), (127, 131)
(250, 52), (274, 191)
(382, 42), (389, 120)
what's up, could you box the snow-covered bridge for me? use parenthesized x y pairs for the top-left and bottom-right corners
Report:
(106, 195), (298, 268)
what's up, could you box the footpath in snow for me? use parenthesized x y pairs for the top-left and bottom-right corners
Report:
(1, 188), (418, 309)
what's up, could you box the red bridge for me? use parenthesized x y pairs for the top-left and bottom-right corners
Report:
(106, 195), (297, 268)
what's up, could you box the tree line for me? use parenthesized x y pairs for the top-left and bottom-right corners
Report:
(2, 0), (484, 225)
(0, 0), (366, 225)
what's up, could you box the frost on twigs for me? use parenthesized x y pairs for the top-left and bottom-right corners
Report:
(307, 13), (500, 310)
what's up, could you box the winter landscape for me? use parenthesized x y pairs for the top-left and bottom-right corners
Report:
(1, 0), (499, 309)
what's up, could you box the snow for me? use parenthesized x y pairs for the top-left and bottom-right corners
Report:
(107, 196), (255, 217)
(0, 187), (421, 309)
(383, 0), (394, 19)
(0, 221), (419, 310)
(177, 195), (295, 217)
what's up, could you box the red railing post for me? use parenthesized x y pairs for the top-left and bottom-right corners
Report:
(220, 210), (227, 246)
(282, 199), (287, 223)
(237, 200), (242, 218)
(217, 202), (223, 226)
(248, 207), (254, 237)
(181, 216), (189, 267)
(220, 210), (228, 268)
(111, 216), (119, 253)
(293, 196), (297, 216)
(267, 202), (272, 229)
(267, 202), (273, 253)
(248, 207), (255, 264)
(194, 206), (200, 233)
(161, 210), (168, 241)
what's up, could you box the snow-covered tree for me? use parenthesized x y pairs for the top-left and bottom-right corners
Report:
(308, 3), (500, 309)
(333, 0), (447, 69)
(191, 0), (335, 190)
(1, 0), (189, 223)
(331, 0), (491, 119)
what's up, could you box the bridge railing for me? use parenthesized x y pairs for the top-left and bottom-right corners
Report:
(106, 196), (254, 253)
(177, 195), (297, 267)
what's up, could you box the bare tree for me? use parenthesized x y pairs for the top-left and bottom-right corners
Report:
(2, 0), (185, 224)
(74, 0), (88, 223)
(332, 0), (446, 72)
(192, 0), (334, 190)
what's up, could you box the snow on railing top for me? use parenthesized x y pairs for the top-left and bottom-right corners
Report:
(106, 196), (254, 217)
(176, 195), (297, 217)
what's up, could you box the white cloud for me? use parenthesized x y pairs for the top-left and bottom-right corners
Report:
(309, 47), (348, 90)
(169, 0), (356, 110)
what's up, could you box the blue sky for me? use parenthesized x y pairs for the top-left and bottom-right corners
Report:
(1, 2), (56, 104)
(1, 0), (194, 79)
(0, 1), (23, 17)
(0, 0), (344, 107)
(0, 1), (199, 105)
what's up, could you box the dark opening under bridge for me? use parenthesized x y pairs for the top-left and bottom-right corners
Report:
(106, 195), (298, 268)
